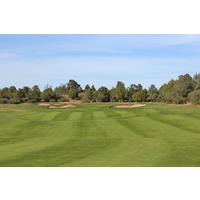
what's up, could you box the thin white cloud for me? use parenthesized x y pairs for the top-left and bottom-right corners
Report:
(1, 35), (200, 90)
(1, 35), (200, 59)
(1, 53), (200, 90)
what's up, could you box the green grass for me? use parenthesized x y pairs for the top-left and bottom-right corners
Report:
(1, 103), (200, 166)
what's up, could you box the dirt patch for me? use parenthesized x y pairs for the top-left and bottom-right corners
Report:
(167, 103), (191, 106)
(177, 103), (191, 106)
(114, 104), (146, 108)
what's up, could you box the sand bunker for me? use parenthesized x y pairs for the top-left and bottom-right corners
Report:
(37, 103), (50, 106)
(37, 103), (75, 108)
(49, 105), (75, 109)
(114, 104), (146, 108)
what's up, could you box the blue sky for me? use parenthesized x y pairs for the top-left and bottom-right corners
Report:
(1, 34), (200, 91)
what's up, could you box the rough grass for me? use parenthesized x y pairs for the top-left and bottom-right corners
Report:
(1, 103), (200, 166)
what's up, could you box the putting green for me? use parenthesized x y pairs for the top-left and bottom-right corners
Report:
(1, 103), (200, 166)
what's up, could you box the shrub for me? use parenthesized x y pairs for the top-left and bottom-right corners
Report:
(188, 90), (200, 105)
(8, 98), (22, 104)
(68, 89), (78, 99)
(81, 98), (90, 103)
(57, 97), (69, 102)
(49, 99), (56, 102)
(0, 98), (8, 104)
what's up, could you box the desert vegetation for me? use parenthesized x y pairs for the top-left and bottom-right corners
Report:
(1, 73), (200, 105)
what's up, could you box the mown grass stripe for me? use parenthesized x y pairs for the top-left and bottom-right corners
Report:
(1, 103), (200, 166)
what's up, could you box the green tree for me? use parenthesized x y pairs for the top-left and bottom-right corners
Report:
(41, 87), (57, 102)
(115, 81), (125, 102)
(158, 80), (175, 103)
(173, 74), (194, 104)
(54, 84), (68, 95)
(84, 84), (90, 90)
(67, 79), (81, 91)
(16, 88), (25, 100)
(137, 84), (143, 92)
(23, 86), (31, 95)
(8, 86), (17, 98)
(96, 86), (110, 102)
(193, 73), (200, 90)
(68, 89), (79, 99)
(126, 84), (140, 102)
(132, 89), (147, 102)
(21, 86), (31, 102)
(83, 89), (93, 102)
(147, 84), (158, 102)
(91, 85), (96, 91)
(27, 85), (41, 103)
(188, 90), (200, 105)
(92, 91), (98, 102)
(82, 85), (96, 103)
(0, 87), (9, 99)
(0, 86), (19, 103)
(110, 87), (116, 102)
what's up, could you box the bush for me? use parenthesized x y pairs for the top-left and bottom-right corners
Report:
(26, 99), (37, 103)
(57, 97), (69, 102)
(81, 98), (90, 103)
(188, 90), (200, 105)
(49, 99), (56, 102)
(172, 96), (186, 104)
(0, 98), (8, 104)
(68, 89), (78, 99)
(8, 98), (22, 104)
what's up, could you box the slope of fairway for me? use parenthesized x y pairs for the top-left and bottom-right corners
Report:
(1, 103), (200, 166)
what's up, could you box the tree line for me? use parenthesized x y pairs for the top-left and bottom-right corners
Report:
(1, 73), (200, 105)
